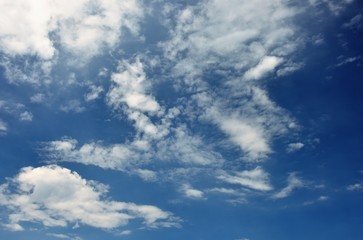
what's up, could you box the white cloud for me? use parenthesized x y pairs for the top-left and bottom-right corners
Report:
(120, 230), (132, 235)
(46, 233), (82, 240)
(272, 173), (304, 199)
(43, 138), (138, 170)
(30, 93), (46, 103)
(107, 57), (160, 113)
(194, 87), (294, 161)
(0, 165), (180, 231)
(243, 56), (283, 81)
(309, 0), (353, 16)
(347, 182), (363, 191)
(19, 111), (33, 122)
(218, 167), (273, 191)
(0, 0), (143, 60)
(0, 100), (34, 123)
(156, 126), (224, 166)
(336, 55), (362, 67)
(85, 85), (104, 102)
(286, 142), (304, 153)
(0, 119), (7, 135)
(218, 117), (270, 160)
(135, 169), (157, 182)
(181, 184), (205, 200)
(343, 13), (363, 29)
(60, 100), (86, 113)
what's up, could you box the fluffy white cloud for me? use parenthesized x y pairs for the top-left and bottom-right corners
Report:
(107, 57), (160, 113)
(218, 167), (273, 191)
(272, 173), (304, 199)
(0, 165), (180, 231)
(0, 0), (143, 60)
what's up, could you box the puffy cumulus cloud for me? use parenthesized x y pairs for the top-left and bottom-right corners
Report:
(107, 57), (170, 140)
(107, 57), (161, 113)
(217, 167), (273, 191)
(272, 173), (304, 199)
(0, 0), (143, 86)
(0, 165), (180, 231)
(0, 0), (143, 60)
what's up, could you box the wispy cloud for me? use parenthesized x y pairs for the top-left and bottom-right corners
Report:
(272, 173), (304, 199)
(286, 142), (304, 153)
(218, 167), (273, 191)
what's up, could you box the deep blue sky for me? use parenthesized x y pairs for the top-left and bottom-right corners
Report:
(0, 0), (363, 239)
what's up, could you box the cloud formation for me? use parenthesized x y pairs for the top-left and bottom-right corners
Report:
(272, 173), (304, 199)
(0, 165), (179, 231)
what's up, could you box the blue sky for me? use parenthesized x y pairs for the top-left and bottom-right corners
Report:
(0, 0), (363, 239)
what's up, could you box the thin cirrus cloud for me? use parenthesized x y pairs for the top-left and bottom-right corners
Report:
(272, 173), (304, 199)
(0, 165), (180, 231)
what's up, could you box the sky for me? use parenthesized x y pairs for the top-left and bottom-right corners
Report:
(0, 0), (363, 239)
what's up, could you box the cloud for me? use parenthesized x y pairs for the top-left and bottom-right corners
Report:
(30, 93), (46, 103)
(60, 100), (86, 113)
(217, 167), (273, 191)
(0, 100), (33, 123)
(42, 138), (139, 170)
(46, 233), (82, 240)
(0, 165), (180, 231)
(308, 0), (353, 16)
(336, 55), (362, 67)
(272, 173), (304, 199)
(0, 119), (7, 135)
(107, 57), (161, 113)
(158, 0), (301, 161)
(243, 56), (283, 81)
(181, 184), (205, 200)
(0, 0), (143, 60)
(343, 13), (363, 29)
(347, 182), (363, 191)
(286, 142), (304, 153)
(19, 111), (33, 122)
(84, 85), (104, 102)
